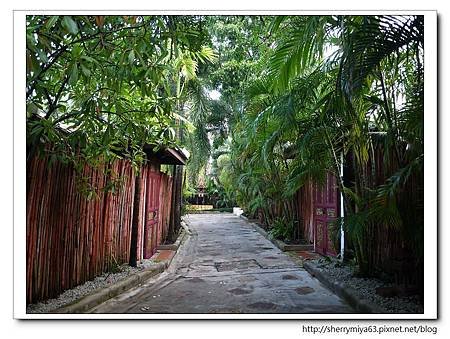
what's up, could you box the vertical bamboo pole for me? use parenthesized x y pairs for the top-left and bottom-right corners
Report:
(129, 168), (142, 267)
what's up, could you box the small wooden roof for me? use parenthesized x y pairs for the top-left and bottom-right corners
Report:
(143, 145), (188, 165)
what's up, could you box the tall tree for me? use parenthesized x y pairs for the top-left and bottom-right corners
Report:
(27, 15), (209, 169)
(27, 15), (215, 265)
(229, 15), (424, 277)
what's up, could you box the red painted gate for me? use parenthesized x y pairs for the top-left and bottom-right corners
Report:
(143, 170), (161, 259)
(314, 172), (339, 256)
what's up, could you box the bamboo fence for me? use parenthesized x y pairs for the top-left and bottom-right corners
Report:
(26, 155), (174, 304)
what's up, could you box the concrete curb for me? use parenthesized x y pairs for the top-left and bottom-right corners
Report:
(185, 210), (233, 214)
(239, 215), (249, 221)
(303, 261), (385, 314)
(180, 220), (193, 235)
(240, 215), (313, 252)
(241, 214), (383, 314)
(54, 229), (187, 314)
(157, 228), (187, 250)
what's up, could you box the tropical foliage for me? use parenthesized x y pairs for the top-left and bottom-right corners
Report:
(27, 15), (214, 171)
(27, 14), (425, 282)
(188, 15), (424, 280)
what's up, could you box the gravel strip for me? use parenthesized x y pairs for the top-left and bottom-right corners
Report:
(308, 258), (423, 314)
(27, 259), (158, 314)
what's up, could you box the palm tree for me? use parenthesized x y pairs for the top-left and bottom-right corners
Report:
(230, 15), (424, 279)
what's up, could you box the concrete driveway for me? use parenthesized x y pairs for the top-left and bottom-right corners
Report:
(91, 213), (353, 314)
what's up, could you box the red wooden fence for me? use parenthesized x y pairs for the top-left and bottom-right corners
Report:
(26, 155), (174, 304)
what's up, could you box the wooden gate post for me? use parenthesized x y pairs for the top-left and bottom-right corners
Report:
(168, 164), (183, 242)
(129, 174), (142, 267)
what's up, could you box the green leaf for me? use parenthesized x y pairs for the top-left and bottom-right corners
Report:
(80, 55), (97, 64)
(134, 50), (146, 66)
(26, 33), (37, 52)
(71, 45), (82, 58)
(128, 50), (135, 64)
(62, 16), (78, 35)
(30, 125), (44, 137)
(172, 112), (196, 133)
(69, 63), (78, 85)
(38, 35), (51, 50)
(37, 49), (48, 63)
(45, 16), (59, 29)
(26, 102), (39, 116)
(80, 64), (91, 77)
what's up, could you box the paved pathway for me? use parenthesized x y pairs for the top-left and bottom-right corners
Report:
(91, 213), (353, 314)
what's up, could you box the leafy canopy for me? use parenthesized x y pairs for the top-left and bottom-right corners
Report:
(27, 15), (213, 169)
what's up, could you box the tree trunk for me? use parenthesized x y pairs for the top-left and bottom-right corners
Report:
(168, 164), (183, 242)
(173, 165), (183, 236)
(129, 174), (142, 267)
(168, 166), (176, 241)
